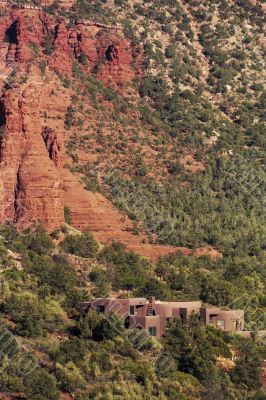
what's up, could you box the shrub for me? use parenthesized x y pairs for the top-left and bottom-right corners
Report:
(43, 34), (54, 55)
(78, 308), (104, 339)
(55, 337), (88, 364)
(134, 278), (172, 300)
(65, 106), (75, 129)
(165, 45), (176, 59)
(230, 337), (263, 390)
(55, 362), (86, 393)
(26, 252), (78, 296)
(79, 51), (88, 65)
(64, 206), (72, 225)
(60, 232), (98, 258)
(96, 312), (126, 341)
(4, 292), (64, 337)
(97, 243), (148, 291)
(89, 268), (111, 297)
(24, 369), (59, 400)
(27, 226), (54, 256)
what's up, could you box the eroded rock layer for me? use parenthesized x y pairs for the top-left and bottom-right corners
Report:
(0, 7), (184, 259)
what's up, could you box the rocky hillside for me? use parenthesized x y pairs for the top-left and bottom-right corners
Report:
(0, 1), (265, 399)
(0, 0), (265, 261)
(0, 222), (265, 400)
(0, 2), (183, 258)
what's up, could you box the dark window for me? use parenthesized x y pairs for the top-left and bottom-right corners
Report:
(166, 317), (172, 324)
(210, 314), (218, 322)
(96, 305), (105, 313)
(125, 316), (130, 329)
(130, 305), (135, 315)
(149, 326), (157, 336)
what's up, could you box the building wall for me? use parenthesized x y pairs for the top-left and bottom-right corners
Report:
(216, 310), (244, 332)
(201, 307), (244, 332)
(81, 298), (244, 337)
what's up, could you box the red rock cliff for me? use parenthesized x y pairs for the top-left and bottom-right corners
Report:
(0, 7), (195, 259)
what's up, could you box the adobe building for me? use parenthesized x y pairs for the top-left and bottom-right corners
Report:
(81, 297), (244, 337)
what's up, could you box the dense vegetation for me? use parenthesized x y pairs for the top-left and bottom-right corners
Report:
(0, 224), (265, 399)
(1, 0), (265, 398)
(59, 0), (265, 263)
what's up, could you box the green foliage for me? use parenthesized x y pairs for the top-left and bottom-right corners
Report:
(54, 337), (88, 365)
(230, 337), (264, 391)
(166, 315), (227, 383)
(27, 253), (77, 295)
(97, 242), (148, 291)
(78, 308), (104, 339)
(43, 33), (54, 55)
(55, 362), (86, 393)
(64, 206), (72, 225)
(60, 232), (98, 258)
(165, 45), (176, 58)
(71, 0), (116, 23)
(198, 272), (237, 306)
(89, 267), (111, 297)
(0, 0), (266, 398)
(0, 221), (265, 400)
(3, 224), (54, 255)
(3, 292), (65, 337)
(39, 60), (47, 75)
(63, 287), (89, 316)
(26, 225), (54, 255)
(115, 0), (128, 6)
(135, 278), (172, 300)
(65, 106), (75, 129)
(28, 42), (39, 55)
(96, 312), (126, 341)
(24, 369), (59, 400)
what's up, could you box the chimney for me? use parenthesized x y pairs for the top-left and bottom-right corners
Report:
(147, 297), (156, 316)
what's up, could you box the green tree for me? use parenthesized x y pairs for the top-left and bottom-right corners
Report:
(135, 278), (171, 300)
(27, 225), (54, 255)
(78, 309), (104, 339)
(64, 206), (72, 224)
(60, 232), (98, 258)
(55, 362), (86, 393)
(97, 312), (126, 341)
(24, 369), (59, 400)
(230, 337), (263, 391)
(165, 315), (218, 382)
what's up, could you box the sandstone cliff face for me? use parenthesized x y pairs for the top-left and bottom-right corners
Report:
(0, 6), (199, 259)
(0, 80), (64, 231)
(0, 7), (140, 82)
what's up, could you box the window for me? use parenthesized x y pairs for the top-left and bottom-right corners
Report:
(217, 320), (225, 330)
(149, 326), (157, 336)
(130, 305), (135, 315)
(96, 305), (105, 313)
(166, 317), (172, 324)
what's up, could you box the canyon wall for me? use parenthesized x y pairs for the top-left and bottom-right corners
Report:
(0, 7), (184, 259)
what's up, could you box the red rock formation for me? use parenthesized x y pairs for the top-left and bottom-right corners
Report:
(42, 127), (64, 167)
(0, 83), (64, 231)
(96, 34), (139, 85)
(0, 8), (140, 83)
(0, 8), (213, 260)
(0, 75), (180, 258)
